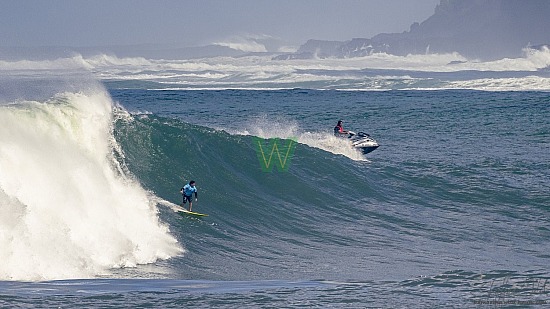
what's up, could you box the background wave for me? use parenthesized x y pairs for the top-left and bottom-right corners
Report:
(2, 48), (550, 91)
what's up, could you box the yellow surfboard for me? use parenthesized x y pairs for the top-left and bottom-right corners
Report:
(177, 209), (208, 217)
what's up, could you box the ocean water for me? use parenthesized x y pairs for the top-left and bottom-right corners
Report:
(1, 52), (550, 307)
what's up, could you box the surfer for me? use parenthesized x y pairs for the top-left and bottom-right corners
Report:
(180, 180), (198, 211)
(334, 120), (349, 137)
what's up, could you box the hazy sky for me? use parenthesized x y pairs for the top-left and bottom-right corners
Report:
(1, 0), (441, 47)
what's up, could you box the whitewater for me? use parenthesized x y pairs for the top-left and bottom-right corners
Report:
(0, 83), (183, 281)
(1, 50), (549, 307)
(2, 46), (550, 91)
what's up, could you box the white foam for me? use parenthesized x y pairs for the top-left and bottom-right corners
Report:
(0, 88), (183, 281)
(298, 132), (368, 162)
(445, 76), (550, 91)
(2, 49), (549, 91)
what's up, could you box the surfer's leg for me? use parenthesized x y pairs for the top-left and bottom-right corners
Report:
(183, 195), (192, 210)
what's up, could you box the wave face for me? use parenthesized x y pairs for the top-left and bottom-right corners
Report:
(0, 83), (182, 281)
(113, 113), (387, 280)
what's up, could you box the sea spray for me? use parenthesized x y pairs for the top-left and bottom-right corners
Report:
(0, 88), (183, 281)
(232, 115), (367, 161)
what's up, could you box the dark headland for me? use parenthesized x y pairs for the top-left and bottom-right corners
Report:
(276, 0), (550, 61)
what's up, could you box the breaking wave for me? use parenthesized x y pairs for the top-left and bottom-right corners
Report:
(0, 84), (183, 281)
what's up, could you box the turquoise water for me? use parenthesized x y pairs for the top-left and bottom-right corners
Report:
(1, 80), (549, 307)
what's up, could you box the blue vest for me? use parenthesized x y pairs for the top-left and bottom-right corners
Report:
(183, 184), (197, 196)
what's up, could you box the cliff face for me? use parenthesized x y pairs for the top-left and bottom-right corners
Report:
(378, 0), (550, 59)
(277, 0), (550, 60)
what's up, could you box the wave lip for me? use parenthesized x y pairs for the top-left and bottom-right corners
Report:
(0, 88), (183, 281)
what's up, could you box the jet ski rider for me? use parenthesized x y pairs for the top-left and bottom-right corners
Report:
(334, 120), (349, 137)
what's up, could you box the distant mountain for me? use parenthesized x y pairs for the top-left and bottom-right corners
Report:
(275, 0), (550, 60)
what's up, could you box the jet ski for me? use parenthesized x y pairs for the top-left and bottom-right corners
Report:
(347, 131), (379, 154)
